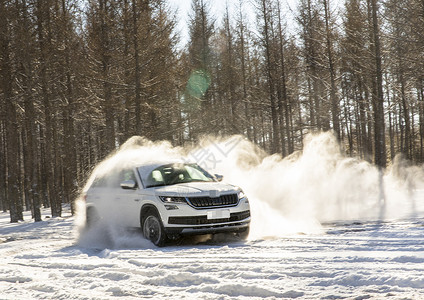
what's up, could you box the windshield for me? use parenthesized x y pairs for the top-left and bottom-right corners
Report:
(143, 163), (215, 188)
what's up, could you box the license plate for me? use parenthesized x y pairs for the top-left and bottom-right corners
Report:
(207, 209), (230, 220)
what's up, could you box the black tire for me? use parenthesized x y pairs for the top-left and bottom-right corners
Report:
(142, 211), (167, 247)
(86, 207), (99, 229)
(236, 226), (250, 240)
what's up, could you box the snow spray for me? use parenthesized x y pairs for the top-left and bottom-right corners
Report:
(76, 137), (185, 248)
(75, 132), (424, 245)
(200, 132), (424, 238)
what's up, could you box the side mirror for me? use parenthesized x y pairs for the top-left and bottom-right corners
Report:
(214, 174), (223, 182)
(120, 180), (137, 189)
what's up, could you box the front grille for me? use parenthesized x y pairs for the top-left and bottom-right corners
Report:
(187, 193), (238, 208)
(168, 210), (251, 225)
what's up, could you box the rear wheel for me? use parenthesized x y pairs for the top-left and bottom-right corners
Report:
(142, 212), (167, 247)
(85, 207), (99, 229)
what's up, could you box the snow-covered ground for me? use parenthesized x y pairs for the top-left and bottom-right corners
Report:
(2, 134), (424, 299)
(1, 205), (424, 300)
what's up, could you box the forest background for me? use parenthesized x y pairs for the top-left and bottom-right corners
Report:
(1, 0), (423, 222)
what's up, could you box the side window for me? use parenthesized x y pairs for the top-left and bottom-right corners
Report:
(91, 176), (107, 188)
(121, 169), (138, 187)
(92, 169), (137, 188)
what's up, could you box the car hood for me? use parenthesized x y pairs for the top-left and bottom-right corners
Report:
(150, 182), (239, 197)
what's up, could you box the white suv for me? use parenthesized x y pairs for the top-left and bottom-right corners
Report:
(83, 162), (251, 246)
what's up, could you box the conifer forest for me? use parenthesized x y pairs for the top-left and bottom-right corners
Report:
(1, 0), (424, 222)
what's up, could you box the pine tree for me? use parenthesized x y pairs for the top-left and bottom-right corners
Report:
(1, 0), (23, 222)
(185, 0), (215, 139)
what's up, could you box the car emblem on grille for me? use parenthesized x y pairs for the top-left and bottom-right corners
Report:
(209, 190), (219, 198)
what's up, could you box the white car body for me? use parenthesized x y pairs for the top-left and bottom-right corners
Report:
(84, 162), (251, 245)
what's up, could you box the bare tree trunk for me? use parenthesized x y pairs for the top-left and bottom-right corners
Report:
(22, 56), (42, 221)
(237, 0), (252, 140)
(358, 80), (371, 161)
(1, 0), (22, 222)
(276, 1), (293, 155)
(122, 0), (132, 141)
(386, 76), (395, 161)
(259, 0), (280, 153)
(308, 0), (322, 130)
(37, 0), (61, 217)
(62, 0), (78, 214)
(418, 79), (424, 162)
(323, 0), (340, 140)
(400, 73), (411, 159)
(133, 0), (142, 136)
(369, 0), (386, 168)
(224, 5), (237, 134)
(0, 122), (6, 212)
(99, 0), (116, 153)
(19, 0), (42, 221)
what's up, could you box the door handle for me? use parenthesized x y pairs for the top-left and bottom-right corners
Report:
(134, 199), (140, 202)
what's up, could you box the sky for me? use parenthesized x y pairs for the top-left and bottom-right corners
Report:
(167, 0), (293, 47)
(167, 0), (344, 48)
(167, 0), (251, 47)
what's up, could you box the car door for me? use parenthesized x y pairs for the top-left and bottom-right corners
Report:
(115, 168), (143, 228)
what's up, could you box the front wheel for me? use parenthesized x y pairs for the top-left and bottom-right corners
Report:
(142, 212), (167, 247)
(236, 226), (250, 240)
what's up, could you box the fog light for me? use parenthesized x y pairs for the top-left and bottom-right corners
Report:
(164, 204), (179, 210)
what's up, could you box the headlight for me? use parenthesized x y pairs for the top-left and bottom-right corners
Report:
(159, 196), (187, 204)
(238, 190), (247, 200)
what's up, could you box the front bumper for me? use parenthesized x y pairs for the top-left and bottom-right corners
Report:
(157, 196), (251, 237)
(168, 210), (250, 225)
(164, 213), (250, 236)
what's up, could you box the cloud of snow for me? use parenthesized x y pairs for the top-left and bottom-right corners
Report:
(190, 132), (424, 238)
(76, 137), (185, 248)
(75, 132), (424, 246)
